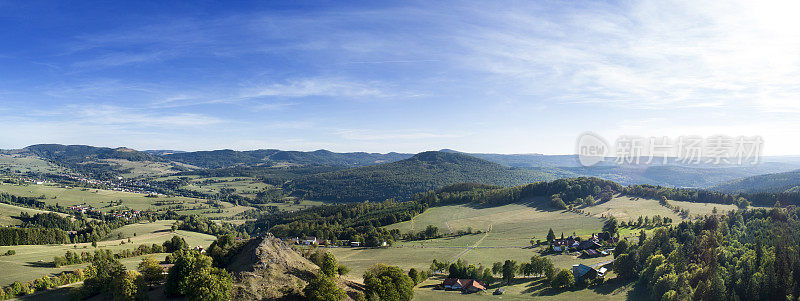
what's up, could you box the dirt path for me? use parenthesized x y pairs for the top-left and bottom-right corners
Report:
(448, 224), (492, 263)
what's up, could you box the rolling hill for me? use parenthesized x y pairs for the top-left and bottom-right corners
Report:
(710, 169), (800, 193)
(164, 149), (413, 168)
(286, 151), (559, 202)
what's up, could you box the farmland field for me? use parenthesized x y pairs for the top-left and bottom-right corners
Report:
(0, 220), (216, 286)
(0, 182), (253, 218)
(0, 202), (68, 226)
(331, 198), (616, 283)
(98, 159), (197, 178)
(0, 154), (63, 174)
(581, 195), (745, 222)
(387, 197), (604, 247)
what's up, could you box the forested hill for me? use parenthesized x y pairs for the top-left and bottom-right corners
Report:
(163, 149), (413, 168)
(710, 169), (800, 193)
(285, 151), (555, 202)
(20, 144), (164, 163)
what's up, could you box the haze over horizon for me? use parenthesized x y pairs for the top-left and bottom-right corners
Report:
(2, 0), (800, 155)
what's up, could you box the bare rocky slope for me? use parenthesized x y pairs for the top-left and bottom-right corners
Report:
(227, 234), (362, 300)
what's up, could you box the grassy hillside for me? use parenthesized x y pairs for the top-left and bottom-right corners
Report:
(2, 144), (191, 179)
(287, 151), (556, 202)
(0, 202), (67, 226)
(0, 182), (252, 217)
(21, 144), (164, 163)
(710, 169), (800, 193)
(0, 220), (216, 286)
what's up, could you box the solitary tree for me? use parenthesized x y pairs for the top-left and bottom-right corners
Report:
(502, 260), (517, 285)
(547, 229), (556, 243)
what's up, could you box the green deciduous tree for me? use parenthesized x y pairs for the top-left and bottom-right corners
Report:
(137, 257), (164, 288)
(304, 274), (346, 301)
(550, 269), (574, 289)
(502, 260), (517, 285)
(363, 264), (414, 301)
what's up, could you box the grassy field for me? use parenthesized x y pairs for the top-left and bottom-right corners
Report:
(180, 176), (271, 199)
(0, 203), (68, 226)
(0, 220), (216, 286)
(581, 195), (744, 222)
(152, 175), (323, 212)
(330, 197), (614, 284)
(0, 154), (63, 174)
(99, 159), (197, 178)
(388, 197), (604, 247)
(0, 182), (253, 218)
(329, 195), (720, 300)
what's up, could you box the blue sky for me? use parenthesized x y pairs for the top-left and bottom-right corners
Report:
(1, 0), (799, 154)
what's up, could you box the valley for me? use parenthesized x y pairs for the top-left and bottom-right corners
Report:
(0, 144), (797, 301)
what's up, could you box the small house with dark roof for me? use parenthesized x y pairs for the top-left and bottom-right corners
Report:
(572, 264), (607, 283)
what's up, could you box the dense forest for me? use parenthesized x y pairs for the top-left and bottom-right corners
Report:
(286, 151), (558, 202)
(240, 200), (422, 247)
(625, 184), (800, 207)
(163, 148), (412, 169)
(614, 207), (800, 300)
(418, 177), (622, 208)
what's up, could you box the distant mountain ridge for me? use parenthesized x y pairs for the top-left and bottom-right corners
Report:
(4, 144), (800, 195)
(163, 149), (413, 168)
(710, 169), (800, 193)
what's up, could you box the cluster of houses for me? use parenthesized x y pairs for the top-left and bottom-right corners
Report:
(57, 174), (164, 196)
(290, 237), (374, 248)
(551, 233), (617, 258)
(67, 204), (144, 220)
(68, 204), (98, 213)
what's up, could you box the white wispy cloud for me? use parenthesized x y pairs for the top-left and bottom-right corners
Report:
(240, 78), (391, 98)
(335, 129), (465, 141)
(452, 0), (800, 111)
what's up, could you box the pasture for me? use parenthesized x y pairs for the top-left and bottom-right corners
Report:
(581, 195), (744, 222)
(98, 159), (197, 178)
(0, 203), (67, 226)
(387, 198), (605, 247)
(331, 198), (616, 283)
(0, 220), (216, 286)
(0, 154), (63, 174)
(331, 195), (713, 296)
(0, 182), (252, 218)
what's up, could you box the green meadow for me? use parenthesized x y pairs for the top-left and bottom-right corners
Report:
(0, 182), (253, 218)
(0, 220), (216, 286)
